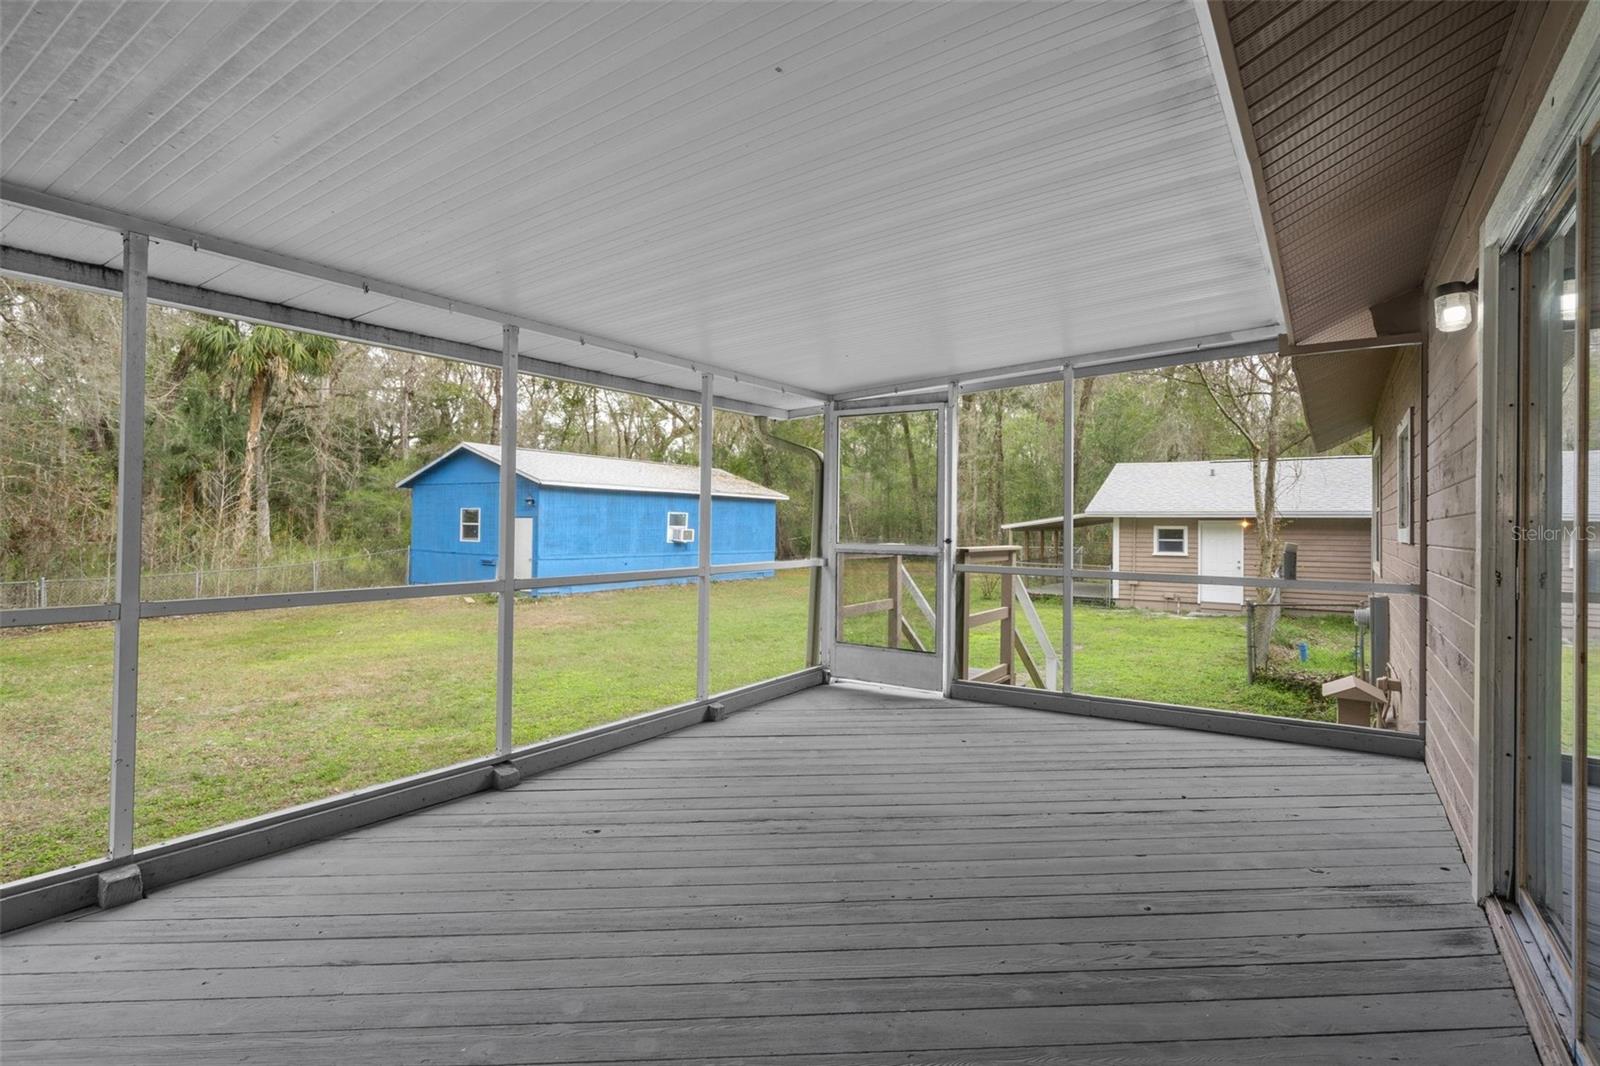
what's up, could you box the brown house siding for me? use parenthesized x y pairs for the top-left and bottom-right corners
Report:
(1114, 516), (1370, 614)
(1114, 519), (1204, 612)
(1420, 318), (1482, 865)
(1375, 348), (1424, 734)
(1408, 1), (1583, 868)
(1271, 519), (1375, 612)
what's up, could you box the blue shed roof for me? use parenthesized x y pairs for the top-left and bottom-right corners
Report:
(396, 442), (787, 501)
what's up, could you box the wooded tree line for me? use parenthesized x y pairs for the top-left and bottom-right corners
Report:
(2, 276), (1356, 587)
(0, 279), (822, 583)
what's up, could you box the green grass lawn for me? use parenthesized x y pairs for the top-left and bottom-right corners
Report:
(1556, 644), (1600, 757)
(1070, 605), (1355, 716)
(1, 570), (1356, 882)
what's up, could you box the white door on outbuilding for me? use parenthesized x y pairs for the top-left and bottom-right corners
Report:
(1197, 521), (1245, 605)
(515, 517), (534, 580)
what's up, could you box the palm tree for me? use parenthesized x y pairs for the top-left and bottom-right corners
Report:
(176, 320), (338, 555)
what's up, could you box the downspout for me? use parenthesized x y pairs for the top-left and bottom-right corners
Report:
(756, 417), (823, 667)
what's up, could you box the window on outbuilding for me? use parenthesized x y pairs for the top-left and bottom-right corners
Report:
(666, 511), (693, 543)
(1152, 525), (1187, 556)
(460, 507), (481, 543)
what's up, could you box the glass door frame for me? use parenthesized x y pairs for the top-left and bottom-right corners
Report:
(821, 394), (957, 693)
(1512, 172), (1583, 1025)
(1501, 139), (1598, 1059)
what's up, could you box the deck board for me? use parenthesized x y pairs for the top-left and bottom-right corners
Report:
(0, 684), (1536, 1065)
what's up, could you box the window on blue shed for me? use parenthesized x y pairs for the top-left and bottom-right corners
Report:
(460, 507), (481, 542)
(666, 511), (691, 543)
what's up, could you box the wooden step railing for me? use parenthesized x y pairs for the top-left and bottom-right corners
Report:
(837, 547), (1059, 690)
(838, 554), (937, 651)
(956, 545), (1059, 689)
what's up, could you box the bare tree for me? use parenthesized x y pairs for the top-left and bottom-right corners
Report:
(989, 391), (1005, 535)
(898, 413), (922, 501)
(1071, 376), (1096, 512)
(396, 353), (418, 461)
(1168, 351), (1310, 670)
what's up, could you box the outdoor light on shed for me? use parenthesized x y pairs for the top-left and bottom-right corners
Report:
(1433, 280), (1476, 333)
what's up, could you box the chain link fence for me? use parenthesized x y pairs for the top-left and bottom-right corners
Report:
(0, 549), (410, 609)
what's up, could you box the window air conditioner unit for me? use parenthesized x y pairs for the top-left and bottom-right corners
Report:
(669, 527), (696, 544)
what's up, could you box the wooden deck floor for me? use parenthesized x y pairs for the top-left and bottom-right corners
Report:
(1, 684), (1535, 1064)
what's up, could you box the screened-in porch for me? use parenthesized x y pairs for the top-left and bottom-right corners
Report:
(7, 0), (1599, 1062)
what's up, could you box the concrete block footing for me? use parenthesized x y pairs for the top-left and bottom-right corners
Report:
(96, 865), (143, 909)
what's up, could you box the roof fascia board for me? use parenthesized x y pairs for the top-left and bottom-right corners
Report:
(398, 442), (787, 500)
(1074, 331), (1280, 375)
(533, 482), (786, 501)
(393, 442), (478, 488)
(1193, 0), (1291, 334)
(1008, 511), (1368, 524)
(0, 246), (795, 421)
(1285, 334), (1425, 357)
(0, 183), (827, 404)
(1083, 511), (1368, 519)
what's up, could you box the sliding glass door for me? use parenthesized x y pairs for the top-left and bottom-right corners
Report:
(1519, 183), (1579, 975)
(1512, 139), (1600, 1057)
(1586, 138), (1600, 1057)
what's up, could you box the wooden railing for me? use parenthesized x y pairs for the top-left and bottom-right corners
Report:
(838, 553), (936, 651)
(836, 547), (1060, 690)
(956, 545), (1059, 689)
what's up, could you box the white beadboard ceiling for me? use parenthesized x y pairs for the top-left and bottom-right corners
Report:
(0, 0), (1281, 411)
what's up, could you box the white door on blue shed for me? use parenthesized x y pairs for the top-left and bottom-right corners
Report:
(515, 517), (534, 580)
(1197, 521), (1245, 605)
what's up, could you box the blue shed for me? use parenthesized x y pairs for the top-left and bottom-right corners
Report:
(396, 442), (787, 594)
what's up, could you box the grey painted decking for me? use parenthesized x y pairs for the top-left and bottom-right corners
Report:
(0, 684), (1535, 1064)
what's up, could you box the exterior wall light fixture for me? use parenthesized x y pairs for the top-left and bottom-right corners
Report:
(1433, 280), (1477, 333)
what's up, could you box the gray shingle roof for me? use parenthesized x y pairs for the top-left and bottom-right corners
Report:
(397, 442), (787, 500)
(1081, 456), (1371, 518)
